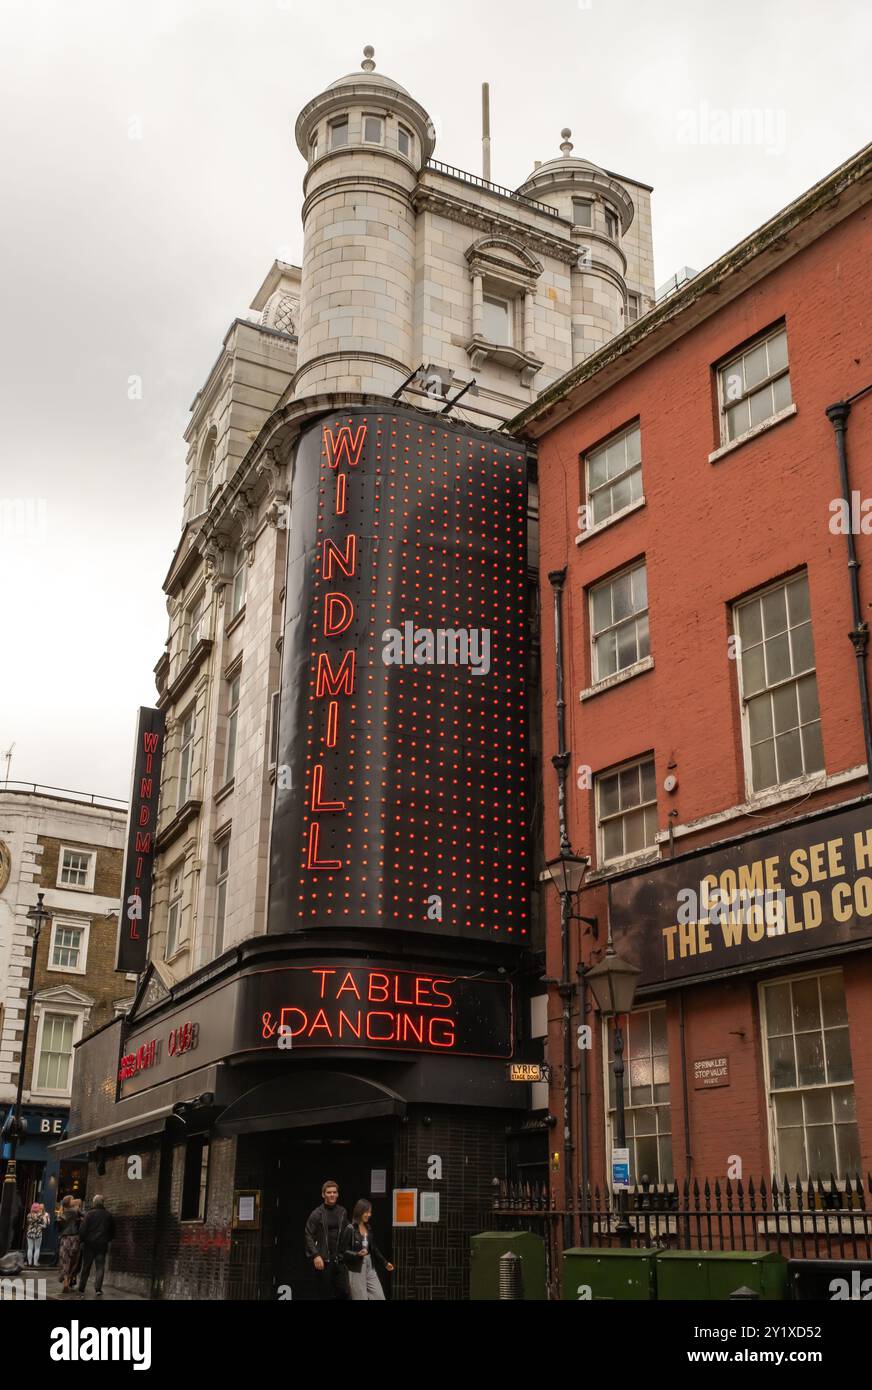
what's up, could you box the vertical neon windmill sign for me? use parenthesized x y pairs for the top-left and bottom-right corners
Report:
(269, 406), (529, 942)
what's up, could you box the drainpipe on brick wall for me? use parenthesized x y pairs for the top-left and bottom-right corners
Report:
(548, 567), (574, 1253)
(826, 391), (872, 792)
(678, 991), (692, 1179)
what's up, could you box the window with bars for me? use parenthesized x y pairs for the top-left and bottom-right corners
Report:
(607, 1006), (673, 1184)
(717, 325), (792, 444)
(584, 423), (642, 527)
(215, 837), (230, 955)
(230, 546), (247, 620)
(36, 1012), (76, 1092)
(165, 866), (183, 960)
(58, 847), (94, 890)
(596, 755), (658, 864)
(224, 674), (241, 784)
(734, 573), (823, 794)
(178, 709), (196, 808)
(50, 923), (85, 971)
(762, 971), (859, 1181)
(590, 561), (649, 682)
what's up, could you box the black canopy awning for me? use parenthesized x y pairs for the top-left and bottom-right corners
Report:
(214, 1070), (406, 1136)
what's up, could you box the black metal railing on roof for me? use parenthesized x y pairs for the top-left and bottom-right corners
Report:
(1, 780), (127, 810)
(424, 159), (564, 220)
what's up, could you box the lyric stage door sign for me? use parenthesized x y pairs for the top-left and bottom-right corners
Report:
(247, 964), (513, 1059)
(268, 407), (529, 942)
(610, 800), (872, 987)
(115, 706), (165, 974)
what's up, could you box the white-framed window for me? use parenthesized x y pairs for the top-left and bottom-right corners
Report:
(397, 124), (412, 158)
(363, 114), (383, 144)
(573, 199), (593, 228)
(584, 422), (642, 527)
(178, 708), (196, 808)
(229, 545), (247, 620)
(48, 919), (89, 974)
(57, 847), (96, 892)
(734, 572), (823, 795)
(604, 205), (619, 239)
(604, 1004), (673, 1185)
(269, 690), (281, 769)
(309, 130), (319, 162)
(761, 970), (859, 1182)
(329, 116), (348, 149)
(590, 561), (649, 682)
(627, 292), (641, 323)
(483, 293), (513, 346)
(717, 324), (791, 445)
(187, 591), (206, 658)
(214, 836), (230, 955)
(165, 864), (184, 959)
(596, 755), (657, 864)
(224, 673), (241, 784)
(34, 1009), (79, 1094)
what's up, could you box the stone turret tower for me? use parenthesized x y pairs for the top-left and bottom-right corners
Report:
(517, 129), (636, 362)
(293, 46), (435, 399)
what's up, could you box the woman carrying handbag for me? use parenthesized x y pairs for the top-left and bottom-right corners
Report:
(339, 1199), (394, 1301)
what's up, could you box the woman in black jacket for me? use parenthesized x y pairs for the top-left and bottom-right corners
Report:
(340, 1199), (394, 1301)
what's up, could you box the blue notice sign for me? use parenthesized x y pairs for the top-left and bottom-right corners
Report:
(612, 1146), (630, 1191)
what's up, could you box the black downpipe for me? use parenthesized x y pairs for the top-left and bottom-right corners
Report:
(826, 398), (872, 791)
(678, 991), (692, 1179)
(548, 568), (574, 1253)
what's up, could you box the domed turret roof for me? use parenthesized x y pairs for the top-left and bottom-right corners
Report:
(327, 46), (410, 96)
(520, 129), (606, 186)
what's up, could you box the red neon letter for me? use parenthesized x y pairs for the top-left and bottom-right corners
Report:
(135, 832), (152, 854)
(368, 973), (390, 1002)
(323, 424), (367, 471)
(308, 1008), (334, 1038)
(315, 651), (355, 698)
(326, 701), (339, 748)
(322, 534), (357, 581)
(143, 732), (160, 753)
(310, 764), (345, 813)
(431, 979), (454, 1008)
(338, 1009), (362, 1038)
(138, 805), (150, 827)
(335, 473), (347, 516)
(336, 971), (361, 999)
(428, 1017), (456, 1048)
(365, 1011), (396, 1042)
(306, 823), (341, 871)
(324, 593), (353, 637)
(278, 1007), (309, 1037)
(139, 777), (153, 799)
(312, 969), (336, 998)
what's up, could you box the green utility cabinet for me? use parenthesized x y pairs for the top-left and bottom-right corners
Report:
(562, 1247), (659, 1301)
(655, 1250), (788, 1301)
(469, 1232), (547, 1300)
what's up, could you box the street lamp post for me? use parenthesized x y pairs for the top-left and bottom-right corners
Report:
(585, 933), (640, 1250)
(544, 850), (590, 1254)
(0, 891), (50, 1257)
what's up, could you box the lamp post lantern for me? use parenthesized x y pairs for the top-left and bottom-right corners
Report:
(585, 934), (640, 1249)
(0, 891), (50, 1257)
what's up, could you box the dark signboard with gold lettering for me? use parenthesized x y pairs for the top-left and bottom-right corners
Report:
(609, 800), (872, 988)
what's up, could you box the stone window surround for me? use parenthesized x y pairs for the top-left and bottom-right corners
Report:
(47, 916), (90, 976)
(56, 845), (96, 894)
(464, 240), (545, 386)
(31, 997), (89, 1099)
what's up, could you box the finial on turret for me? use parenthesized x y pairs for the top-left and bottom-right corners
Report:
(361, 45), (376, 72)
(560, 127), (573, 157)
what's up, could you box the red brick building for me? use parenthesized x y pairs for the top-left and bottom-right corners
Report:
(513, 141), (872, 1256)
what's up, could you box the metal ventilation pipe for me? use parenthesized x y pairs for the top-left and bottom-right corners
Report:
(499, 1250), (523, 1300)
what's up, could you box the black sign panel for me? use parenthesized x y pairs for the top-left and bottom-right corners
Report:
(268, 406), (529, 941)
(117, 960), (513, 1094)
(115, 706), (165, 973)
(609, 800), (872, 987)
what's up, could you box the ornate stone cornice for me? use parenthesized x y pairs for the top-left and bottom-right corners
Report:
(412, 183), (578, 264)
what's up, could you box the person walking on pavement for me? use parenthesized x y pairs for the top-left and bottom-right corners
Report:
(25, 1202), (49, 1267)
(340, 1199), (394, 1302)
(77, 1194), (115, 1297)
(56, 1195), (82, 1293)
(304, 1180), (349, 1300)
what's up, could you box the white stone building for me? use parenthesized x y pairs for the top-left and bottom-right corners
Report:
(151, 47), (656, 980)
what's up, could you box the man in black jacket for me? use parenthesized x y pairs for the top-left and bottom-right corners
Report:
(304, 1180), (349, 1300)
(77, 1195), (115, 1296)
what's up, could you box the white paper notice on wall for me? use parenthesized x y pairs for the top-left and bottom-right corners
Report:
(238, 1196), (255, 1222)
(420, 1192), (440, 1223)
(371, 1169), (387, 1195)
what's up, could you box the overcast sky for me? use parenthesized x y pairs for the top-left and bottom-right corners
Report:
(1, 0), (869, 801)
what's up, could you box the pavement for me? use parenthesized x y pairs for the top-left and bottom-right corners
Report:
(18, 1264), (148, 1301)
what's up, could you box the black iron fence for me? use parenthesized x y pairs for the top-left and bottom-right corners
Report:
(494, 1174), (872, 1268)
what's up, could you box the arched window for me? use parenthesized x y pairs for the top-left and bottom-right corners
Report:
(194, 429), (217, 514)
